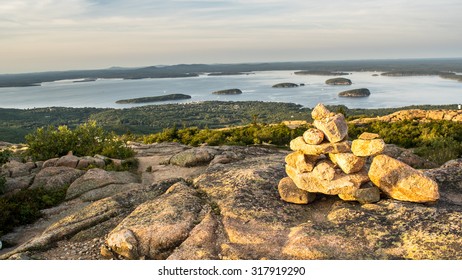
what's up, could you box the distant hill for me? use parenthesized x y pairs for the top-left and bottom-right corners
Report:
(2, 58), (462, 87)
(0, 101), (460, 144)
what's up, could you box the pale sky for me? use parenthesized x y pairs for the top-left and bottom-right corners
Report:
(1, 0), (461, 73)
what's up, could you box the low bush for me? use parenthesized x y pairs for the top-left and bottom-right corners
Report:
(349, 120), (462, 165)
(414, 137), (462, 165)
(143, 120), (462, 165)
(142, 123), (309, 147)
(0, 186), (68, 236)
(0, 176), (6, 195)
(25, 121), (135, 161)
(0, 149), (12, 165)
(104, 158), (139, 172)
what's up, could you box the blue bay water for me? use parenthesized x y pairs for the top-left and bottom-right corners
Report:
(0, 71), (461, 109)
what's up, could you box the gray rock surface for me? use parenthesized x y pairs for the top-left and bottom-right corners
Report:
(42, 158), (59, 168)
(79, 183), (143, 202)
(31, 167), (85, 191)
(169, 147), (217, 167)
(2, 160), (33, 178)
(103, 181), (205, 259)
(66, 168), (139, 200)
(1, 144), (461, 260)
(56, 155), (80, 168)
(4, 175), (35, 193)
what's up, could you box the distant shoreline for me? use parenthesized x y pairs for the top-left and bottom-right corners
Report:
(2, 58), (462, 88)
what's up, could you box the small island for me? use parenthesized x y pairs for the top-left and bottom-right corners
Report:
(272, 83), (299, 88)
(212, 88), (243, 95)
(325, 77), (352, 85)
(115, 93), (192, 104)
(338, 88), (371, 97)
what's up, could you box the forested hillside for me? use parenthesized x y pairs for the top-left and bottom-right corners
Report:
(0, 101), (459, 143)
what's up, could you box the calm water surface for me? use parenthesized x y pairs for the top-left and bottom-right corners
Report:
(0, 71), (461, 109)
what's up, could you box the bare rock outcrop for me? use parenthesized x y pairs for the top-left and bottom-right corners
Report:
(31, 167), (85, 191)
(166, 212), (221, 260)
(102, 181), (205, 259)
(350, 109), (462, 125)
(56, 154), (80, 168)
(1, 142), (461, 260)
(1, 197), (125, 260)
(0, 112), (460, 261)
(43, 154), (106, 169)
(169, 147), (217, 167)
(65, 168), (139, 200)
(1, 160), (34, 178)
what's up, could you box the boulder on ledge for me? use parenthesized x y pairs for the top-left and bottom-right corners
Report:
(368, 155), (439, 203)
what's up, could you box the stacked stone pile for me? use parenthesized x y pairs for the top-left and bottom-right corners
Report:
(278, 103), (439, 205)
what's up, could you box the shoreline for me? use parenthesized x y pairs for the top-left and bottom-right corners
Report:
(2, 58), (462, 88)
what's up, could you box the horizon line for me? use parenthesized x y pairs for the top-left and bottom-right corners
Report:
(2, 56), (462, 76)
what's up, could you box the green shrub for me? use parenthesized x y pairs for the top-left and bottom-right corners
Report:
(0, 186), (67, 236)
(142, 123), (309, 147)
(100, 136), (136, 159)
(0, 175), (6, 195)
(25, 125), (75, 160)
(104, 158), (139, 172)
(349, 120), (462, 164)
(414, 137), (462, 165)
(0, 149), (12, 165)
(25, 121), (135, 161)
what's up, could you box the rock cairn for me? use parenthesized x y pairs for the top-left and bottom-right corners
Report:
(278, 103), (439, 205)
